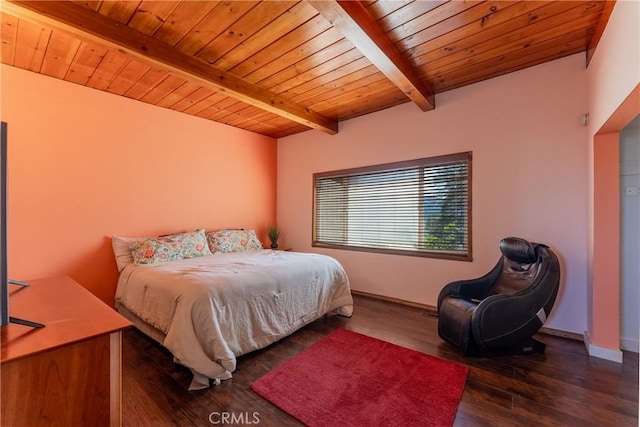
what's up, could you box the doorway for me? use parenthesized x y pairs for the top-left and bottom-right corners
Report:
(620, 115), (640, 353)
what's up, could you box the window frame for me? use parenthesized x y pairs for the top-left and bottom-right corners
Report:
(312, 152), (472, 261)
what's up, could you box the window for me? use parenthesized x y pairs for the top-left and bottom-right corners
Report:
(313, 152), (472, 261)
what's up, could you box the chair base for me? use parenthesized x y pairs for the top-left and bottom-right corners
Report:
(474, 337), (547, 357)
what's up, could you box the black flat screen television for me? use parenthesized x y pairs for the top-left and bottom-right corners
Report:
(1, 121), (8, 326)
(1, 122), (44, 328)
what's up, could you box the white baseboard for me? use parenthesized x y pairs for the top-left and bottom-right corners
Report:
(620, 337), (639, 353)
(583, 331), (624, 363)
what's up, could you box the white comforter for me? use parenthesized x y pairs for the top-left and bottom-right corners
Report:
(115, 250), (353, 388)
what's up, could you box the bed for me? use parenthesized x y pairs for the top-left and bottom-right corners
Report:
(113, 230), (353, 390)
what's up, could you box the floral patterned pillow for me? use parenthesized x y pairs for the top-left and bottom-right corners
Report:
(206, 229), (264, 253)
(131, 229), (212, 265)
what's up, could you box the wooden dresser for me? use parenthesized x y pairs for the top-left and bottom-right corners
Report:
(1, 276), (131, 426)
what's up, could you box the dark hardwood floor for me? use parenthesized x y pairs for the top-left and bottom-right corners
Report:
(122, 294), (639, 426)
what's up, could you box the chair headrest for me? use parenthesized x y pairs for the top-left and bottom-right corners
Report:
(499, 237), (536, 264)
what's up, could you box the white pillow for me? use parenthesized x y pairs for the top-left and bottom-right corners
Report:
(112, 235), (146, 272)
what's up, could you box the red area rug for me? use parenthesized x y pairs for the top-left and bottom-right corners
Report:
(251, 328), (468, 427)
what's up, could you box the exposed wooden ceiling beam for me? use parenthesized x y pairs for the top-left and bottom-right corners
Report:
(2, 0), (339, 135)
(586, 0), (616, 66)
(308, 0), (435, 111)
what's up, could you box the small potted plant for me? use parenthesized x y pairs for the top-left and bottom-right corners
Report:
(267, 224), (281, 249)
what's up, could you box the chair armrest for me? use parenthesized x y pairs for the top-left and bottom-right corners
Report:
(471, 293), (546, 351)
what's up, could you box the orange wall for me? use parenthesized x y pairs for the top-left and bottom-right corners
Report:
(277, 53), (589, 335)
(0, 64), (277, 305)
(586, 86), (639, 354)
(592, 132), (620, 349)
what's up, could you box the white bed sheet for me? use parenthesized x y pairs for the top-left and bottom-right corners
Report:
(115, 250), (353, 388)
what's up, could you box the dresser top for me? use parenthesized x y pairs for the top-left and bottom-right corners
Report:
(1, 276), (131, 363)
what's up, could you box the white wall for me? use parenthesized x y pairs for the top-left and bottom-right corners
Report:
(587, 0), (640, 133)
(620, 119), (640, 352)
(278, 54), (589, 334)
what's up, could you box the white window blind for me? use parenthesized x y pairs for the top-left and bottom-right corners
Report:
(313, 152), (472, 261)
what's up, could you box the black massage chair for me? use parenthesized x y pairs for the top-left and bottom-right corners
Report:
(437, 237), (560, 356)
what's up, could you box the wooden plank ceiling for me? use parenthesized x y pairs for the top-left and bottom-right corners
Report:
(0, 1), (613, 138)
